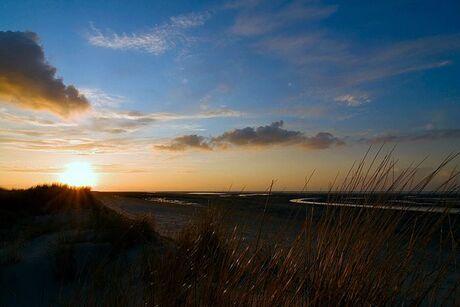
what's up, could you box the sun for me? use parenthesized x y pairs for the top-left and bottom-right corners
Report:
(59, 161), (97, 187)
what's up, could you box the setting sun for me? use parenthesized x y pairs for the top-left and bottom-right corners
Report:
(58, 161), (97, 187)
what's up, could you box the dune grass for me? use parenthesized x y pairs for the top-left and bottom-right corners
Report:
(135, 151), (459, 306)
(0, 240), (23, 265)
(1, 151), (459, 306)
(0, 183), (94, 220)
(138, 210), (457, 306)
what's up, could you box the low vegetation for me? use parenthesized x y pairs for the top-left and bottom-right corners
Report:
(1, 151), (459, 306)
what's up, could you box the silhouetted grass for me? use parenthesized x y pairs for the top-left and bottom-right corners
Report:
(0, 184), (94, 219)
(135, 151), (459, 306)
(89, 206), (158, 250)
(0, 241), (22, 265)
(2, 152), (460, 306)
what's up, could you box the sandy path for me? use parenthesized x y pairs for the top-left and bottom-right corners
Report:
(94, 193), (202, 238)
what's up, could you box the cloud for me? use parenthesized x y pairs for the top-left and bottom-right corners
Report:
(87, 117), (153, 134)
(0, 128), (50, 137)
(303, 132), (345, 149)
(199, 108), (243, 118)
(88, 11), (210, 55)
(363, 129), (460, 144)
(342, 60), (453, 87)
(79, 88), (125, 107)
(275, 104), (331, 119)
(0, 108), (76, 127)
(94, 164), (153, 174)
(230, 2), (337, 36)
(340, 35), (460, 87)
(0, 165), (63, 173)
(170, 12), (210, 28)
(257, 32), (460, 90)
(0, 163), (153, 174)
(335, 93), (371, 107)
(0, 31), (90, 116)
(213, 121), (343, 149)
(225, 0), (262, 10)
(94, 108), (244, 124)
(370, 35), (460, 64)
(254, 32), (353, 76)
(155, 121), (344, 151)
(213, 120), (304, 146)
(155, 135), (212, 151)
(0, 136), (150, 154)
(0, 103), (244, 145)
(87, 107), (243, 135)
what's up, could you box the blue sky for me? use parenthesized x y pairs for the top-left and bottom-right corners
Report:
(0, 0), (459, 190)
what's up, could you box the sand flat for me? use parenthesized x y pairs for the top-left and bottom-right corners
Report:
(94, 193), (202, 238)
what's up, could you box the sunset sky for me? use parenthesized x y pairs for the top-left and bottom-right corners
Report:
(1, 0), (459, 191)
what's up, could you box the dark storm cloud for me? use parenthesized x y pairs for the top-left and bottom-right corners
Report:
(0, 31), (90, 116)
(155, 121), (344, 151)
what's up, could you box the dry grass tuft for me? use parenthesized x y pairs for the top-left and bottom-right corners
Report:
(137, 150), (460, 306)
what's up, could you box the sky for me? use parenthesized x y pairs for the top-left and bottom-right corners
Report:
(0, 0), (459, 191)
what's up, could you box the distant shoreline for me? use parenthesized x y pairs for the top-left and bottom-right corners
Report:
(290, 198), (460, 214)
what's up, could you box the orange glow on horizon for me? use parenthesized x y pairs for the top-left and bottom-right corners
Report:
(58, 161), (97, 187)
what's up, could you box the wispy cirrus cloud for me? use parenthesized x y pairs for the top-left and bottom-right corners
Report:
(155, 121), (344, 152)
(88, 107), (244, 134)
(363, 129), (460, 144)
(239, 1), (460, 103)
(0, 128), (63, 137)
(0, 108), (77, 127)
(79, 88), (125, 108)
(0, 165), (63, 173)
(0, 31), (90, 116)
(230, 1), (337, 36)
(335, 93), (371, 107)
(170, 12), (211, 28)
(1, 104), (244, 136)
(111, 109), (242, 134)
(0, 163), (153, 174)
(88, 11), (211, 55)
(257, 32), (460, 93)
(0, 136), (151, 154)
